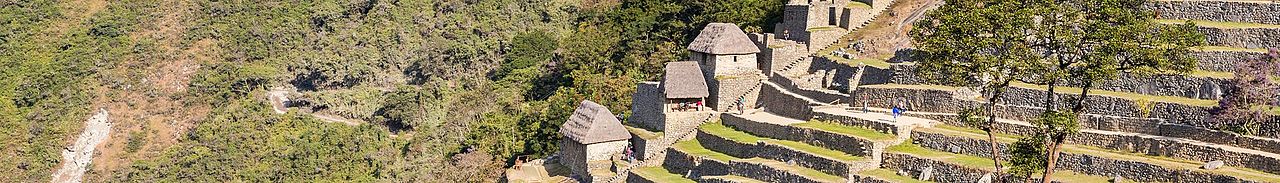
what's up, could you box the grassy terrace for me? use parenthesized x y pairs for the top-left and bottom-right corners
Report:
(887, 142), (1000, 169)
(631, 166), (696, 183)
(1195, 46), (1270, 53)
(673, 140), (737, 162)
(808, 26), (842, 32)
(848, 1), (872, 9)
(701, 123), (864, 162)
(1156, 19), (1280, 29)
(821, 54), (893, 69)
(857, 169), (930, 183)
(920, 124), (1280, 182)
(704, 175), (767, 183)
(1008, 82), (1219, 107)
(739, 158), (848, 183)
(624, 125), (662, 140)
(792, 120), (897, 141)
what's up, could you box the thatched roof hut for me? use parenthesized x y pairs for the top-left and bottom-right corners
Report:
(559, 100), (631, 144)
(660, 61), (709, 99)
(688, 23), (761, 55)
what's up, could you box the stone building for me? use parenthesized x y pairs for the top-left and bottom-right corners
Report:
(689, 23), (766, 112)
(660, 61), (710, 113)
(558, 100), (631, 181)
(689, 23), (762, 77)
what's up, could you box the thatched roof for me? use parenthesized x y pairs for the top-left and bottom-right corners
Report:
(661, 61), (709, 99)
(688, 23), (761, 55)
(559, 100), (631, 144)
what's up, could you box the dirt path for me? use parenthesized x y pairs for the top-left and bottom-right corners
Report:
(268, 90), (361, 126)
(50, 109), (111, 183)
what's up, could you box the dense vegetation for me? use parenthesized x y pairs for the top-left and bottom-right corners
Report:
(2, 0), (786, 182)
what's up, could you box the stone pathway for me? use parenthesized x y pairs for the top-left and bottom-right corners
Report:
(738, 112), (806, 125)
(50, 109), (111, 183)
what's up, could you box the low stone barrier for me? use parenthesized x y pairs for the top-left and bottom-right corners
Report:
(812, 112), (903, 136)
(1145, 0), (1280, 25)
(728, 160), (831, 183)
(1198, 26), (1280, 49)
(759, 83), (816, 120)
(881, 153), (994, 182)
(911, 129), (1271, 182)
(662, 147), (731, 179)
(1192, 51), (1265, 73)
(697, 130), (756, 159)
(770, 73), (848, 104)
(631, 135), (662, 161)
(626, 171), (657, 183)
(723, 114), (875, 156)
(756, 141), (853, 176)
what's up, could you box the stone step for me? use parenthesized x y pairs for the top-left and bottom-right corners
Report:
(850, 168), (930, 183)
(628, 166), (696, 183)
(1191, 46), (1271, 73)
(664, 140), (735, 179)
(1157, 19), (1280, 49)
(882, 143), (1114, 183)
(1146, 0), (1280, 25)
(911, 125), (1280, 182)
(897, 108), (1280, 176)
(729, 158), (849, 183)
(700, 175), (768, 183)
(697, 122), (871, 176)
(722, 112), (897, 157)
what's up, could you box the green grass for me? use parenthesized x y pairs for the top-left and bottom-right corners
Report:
(1195, 46), (1269, 53)
(672, 140), (738, 162)
(793, 120), (896, 141)
(925, 125), (1280, 182)
(858, 169), (930, 183)
(700, 122), (762, 144)
(886, 142), (999, 169)
(823, 54), (893, 69)
(807, 26), (841, 32)
(1191, 70), (1235, 79)
(741, 158), (847, 183)
(631, 166), (696, 183)
(1156, 19), (1280, 29)
(1010, 82), (1219, 107)
(766, 140), (864, 162)
(1038, 170), (1117, 183)
(701, 122), (863, 162)
(848, 1), (872, 9)
(624, 125), (661, 140)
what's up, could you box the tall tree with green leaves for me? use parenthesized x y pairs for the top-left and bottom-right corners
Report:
(910, 0), (1044, 179)
(1015, 0), (1204, 181)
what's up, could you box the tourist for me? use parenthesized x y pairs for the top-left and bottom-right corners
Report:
(861, 95), (869, 113)
(738, 96), (746, 114)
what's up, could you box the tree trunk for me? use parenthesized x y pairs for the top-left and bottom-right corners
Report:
(1041, 136), (1066, 183)
(984, 87), (1007, 182)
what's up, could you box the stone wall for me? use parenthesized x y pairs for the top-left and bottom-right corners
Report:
(728, 160), (830, 183)
(808, 29), (847, 51)
(890, 62), (1231, 99)
(759, 83), (817, 120)
(662, 147), (731, 179)
(881, 153), (994, 182)
(703, 53), (762, 76)
(1145, 1), (1280, 25)
(560, 140), (590, 177)
(856, 65), (894, 86)
(1197, 26), (1280, 49)
(1193, 50), (1266, 72)
(587, 140), (628, 162)
(757, 141), (854, 176)
(631, 135), (661, 161)
(709, 75), (763, 112)
(911, 130), (1269, 183)
(769, 73), (849, 104)
(723, 114), (875, 156)
(630, 82), (665, 131)
(696, 130), (757, 158)
(760, 40), (808, 76)
(809, 56), (859, 92)
(663, 112), (713, 136)
(812, 112), (904, 136)
(778, 5), (811, 41)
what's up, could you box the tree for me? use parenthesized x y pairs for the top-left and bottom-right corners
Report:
(1213, 49), (1280, 135)
(1017, 0), (1203, 181)
(911, 0), (1044, 179)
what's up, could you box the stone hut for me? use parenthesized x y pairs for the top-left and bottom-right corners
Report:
(689, 23), (762, 77)
(558, 100), (632, 180)
(661, 61), (710, 112)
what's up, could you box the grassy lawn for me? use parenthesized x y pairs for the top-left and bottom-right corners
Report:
(672, 140), (738, 162)
(1156, 19), (1280, 29)
(1195, 46), (1269, 53)
(631, 166), (696, 183)
(886, 142), (1000, 169)
(1009, 82), (1219, 107)
(700, 122), (762, 144)
(858, 169), (930, 183)
(766, 140), (864, 162)
(624, 125), (661, 140)
(741, 158), (847, 183)
(793, 120), (896, 141)
(701, 122), (863, 162)
(1191, 70), (1235, 79)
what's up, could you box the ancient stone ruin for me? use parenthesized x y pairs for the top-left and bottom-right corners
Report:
(555, 0), (1280, 182)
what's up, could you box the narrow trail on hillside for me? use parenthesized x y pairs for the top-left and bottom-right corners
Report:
(50, 109), (111, 183)
(268, 90), (362, 126)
